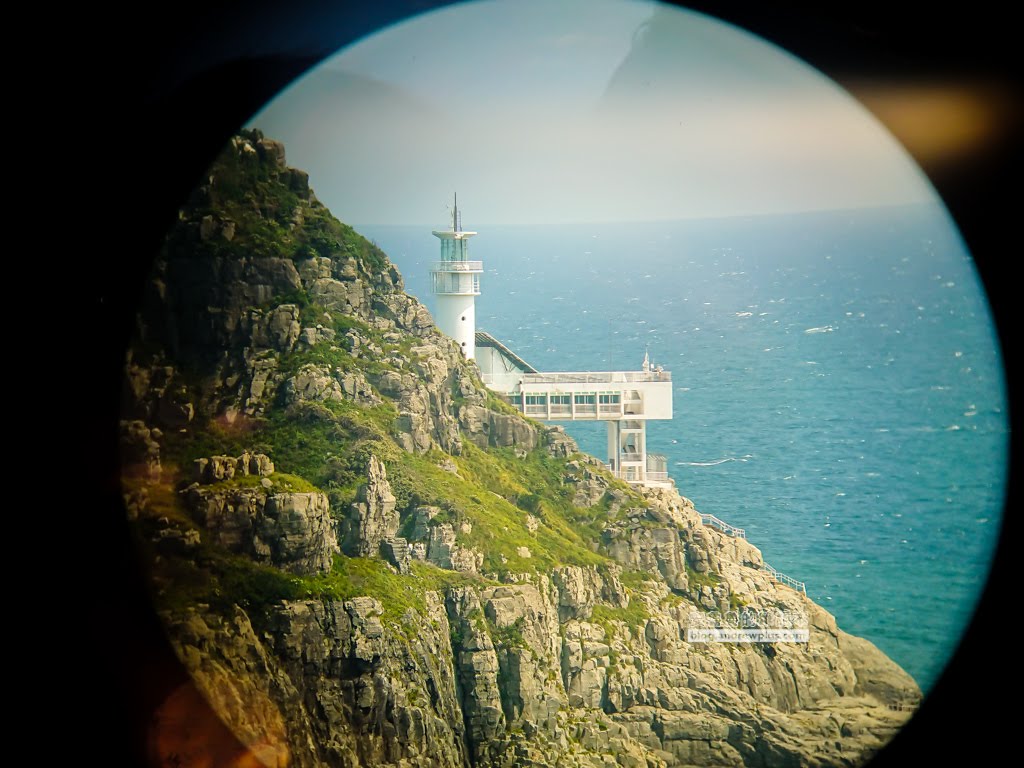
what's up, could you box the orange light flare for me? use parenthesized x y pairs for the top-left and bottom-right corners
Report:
(844, 77), (1020, 171)
(148, 682), (290, 768)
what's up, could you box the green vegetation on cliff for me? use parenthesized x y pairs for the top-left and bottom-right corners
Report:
(126, 130), (656, 625)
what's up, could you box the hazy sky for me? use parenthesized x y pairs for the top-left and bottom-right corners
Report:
(250, 0), (937, 227)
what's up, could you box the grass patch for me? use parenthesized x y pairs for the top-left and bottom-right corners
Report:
(619, 569), (657, 590)
(152, 538), (499, 631)
(208, 471), (321, 494)
(487, 616), (527, 650)
(591, 601), (650, 635)
(686, 564), (721, 590)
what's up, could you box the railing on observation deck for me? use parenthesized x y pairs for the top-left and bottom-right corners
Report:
(518, 370), (671, 384)
(431, 260), (483, 272)
(520, 402), (631, 419)
(606, 469), (670, 483)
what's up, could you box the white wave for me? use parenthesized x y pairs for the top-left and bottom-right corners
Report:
(804, 325), (835, 334)
(735, 311), (753, 317)
(675, 457), (735, 467)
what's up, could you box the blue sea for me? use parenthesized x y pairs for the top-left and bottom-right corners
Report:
(359, 202), (1008, 694)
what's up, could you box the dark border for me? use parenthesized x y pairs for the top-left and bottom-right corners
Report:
(78, 2), (1018, 765)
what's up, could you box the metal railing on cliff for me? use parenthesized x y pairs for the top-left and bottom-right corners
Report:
(699, 513), (746, 539)
(698, 513), (807, 596)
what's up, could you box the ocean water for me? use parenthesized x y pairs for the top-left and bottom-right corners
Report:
(360, 202), (1008, 693)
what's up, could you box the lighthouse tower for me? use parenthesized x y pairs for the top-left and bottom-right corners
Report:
(432, 195), (482, 359)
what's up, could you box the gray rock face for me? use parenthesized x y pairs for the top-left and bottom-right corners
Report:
(564, 465), (611, 508)
(167, 593), (467, 768)
(169, 544), (918, 768)
(459, 404), (539, 451)
(283, 363), (345, 404)
(446, 587), (507, 763)
(250, 304), (301, 352)
(562, 620), (609, 709)
(402, 506), (484, 574)
(367, 347), (465, 455)
(552, 565), (628, 622)
(603, 524), (690, 593)
(161, 433), (919, 768)
(340, 456), (399, 558)
(544, 425), (577, 458)
(309, 277), (367, 314)
(380, 537), (410, 574)
(193, 452), (274, 484)
(282, 363), (380, 407)
(256, 137), (287, 168)
(298, 325), (336, 347)
(373, 293), (435, 337)
(183, 486), (336, 575)
(297, 255), (332, 283)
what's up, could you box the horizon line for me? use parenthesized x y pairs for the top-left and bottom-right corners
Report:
(351, 199), (943, 230)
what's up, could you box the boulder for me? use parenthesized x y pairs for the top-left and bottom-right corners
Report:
(182, 486), (337, 575)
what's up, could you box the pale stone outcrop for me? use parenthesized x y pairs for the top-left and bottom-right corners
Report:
(340, 455), (399, 558)
(183, 485), (336, 575)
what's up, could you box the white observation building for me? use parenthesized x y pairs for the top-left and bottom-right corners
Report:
(431, 194), (482, 360)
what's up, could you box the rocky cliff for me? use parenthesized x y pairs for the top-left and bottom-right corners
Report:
(121, 131), (919, 768)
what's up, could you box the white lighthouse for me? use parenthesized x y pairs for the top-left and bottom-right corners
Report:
(432, 195), (482, 359)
